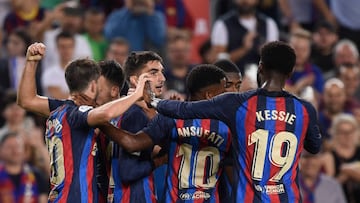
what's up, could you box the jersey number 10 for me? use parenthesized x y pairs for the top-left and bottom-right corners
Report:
(248, 129), (298, 182)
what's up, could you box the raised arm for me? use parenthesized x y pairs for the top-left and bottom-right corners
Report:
(98, 122), (154, 153)
(17, 43), (51, 117)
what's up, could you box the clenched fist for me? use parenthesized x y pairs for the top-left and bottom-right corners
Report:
(26, 42), (46, 61)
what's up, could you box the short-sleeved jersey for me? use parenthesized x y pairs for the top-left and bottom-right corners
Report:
(156, 89), (322, 203)
(143, 115), (232, 202)
(45, 100), (98, 203)
(108, 105), (156, 203)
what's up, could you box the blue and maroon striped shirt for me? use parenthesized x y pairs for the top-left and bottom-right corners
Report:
(46, 100), (98, 203)
(156, 89), (322, 203)
(143, 115), (232, 202)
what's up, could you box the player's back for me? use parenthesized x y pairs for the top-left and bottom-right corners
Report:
(45, 101), (98, 203)
(232, 89), (319, 203)
(165, 118), (232, 202)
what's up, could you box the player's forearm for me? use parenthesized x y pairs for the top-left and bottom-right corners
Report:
(99, 123), (152, 152)
(17, 61), (50, 117)
(229, 46), (250, 62)
(156, 100), (211, 120)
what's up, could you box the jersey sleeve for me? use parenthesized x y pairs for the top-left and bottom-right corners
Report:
(303, 101), (322, 154)
(156, 93), (240, 125)
(118, 151), (154, 183)
(67, 105), (93, 129)
(48, 98), (66, 112)
(142, 114), (174, 144)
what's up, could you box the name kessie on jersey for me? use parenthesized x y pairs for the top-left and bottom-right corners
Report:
(177, 126), (225, 147)
(256, 110), (296, 125)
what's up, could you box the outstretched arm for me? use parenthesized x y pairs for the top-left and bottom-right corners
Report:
(98, 122), (154, 153)
(17, 43), (51, 117)
(87, 75), (150, 126)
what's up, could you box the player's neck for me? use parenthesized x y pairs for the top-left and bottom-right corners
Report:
(261, 77), (286, 92)
(5, 163), (22, 175)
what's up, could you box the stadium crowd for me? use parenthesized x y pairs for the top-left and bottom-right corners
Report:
(0, 0), (359, 202)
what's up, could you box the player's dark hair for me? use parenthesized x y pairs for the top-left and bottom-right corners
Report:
(98, 60), (125, 89)
(3, 90), (17, 108)
(214, 59), (241, 75)
(0, 131), (18, 146)
(124, 51), (163, 80)
(186, 64), (226, 96)
(65, 59), (101, 93)
(260, 41), (296, 75)
(56, 31), (74, 44)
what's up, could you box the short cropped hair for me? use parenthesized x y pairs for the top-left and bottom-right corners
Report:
(3, 90), (17, 108)
(186, 64), (226, 96)
(124, 51), (163, 80)
(65, 59), (101, 93)
(214, 59), (241, 74)
(0, 131), (18, 146)
(56, 31), (74, 44)
(98, 60), (125, 89)
(260, 41), (296, 75)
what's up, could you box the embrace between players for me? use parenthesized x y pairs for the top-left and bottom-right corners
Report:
(17, 41), (321, 203)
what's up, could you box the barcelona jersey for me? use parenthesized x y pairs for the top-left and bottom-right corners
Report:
(46, 100), (98, 203)
(156, 89), (322, 203)
(143, 115), (232, 202)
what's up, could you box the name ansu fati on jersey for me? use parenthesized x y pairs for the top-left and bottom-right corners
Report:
(256, 110), (296, 125)
(177, 126), (225, 147)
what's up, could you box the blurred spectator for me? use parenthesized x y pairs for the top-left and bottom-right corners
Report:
(0, 132), (48, 203)
(43, 6), (93, 69)
(83, 7), (108, 61)
(164, 34), (193, 96)
(299, 152), (346, 203)
(211, 0), (279, 74)
(278, 0), (315, 32)
(105, 38), (130, 96)
(3, 0), (56, 41)
(106, 37), (130, 67)
(322, 113), (360, 203)
(79, 0), (124, 16)
(311, 21), (338, 77)
(198, 39), (216, 64)
(314, 0), (360, 50)
(155, 0), (194, 38)
(104, 0), (166, 52)
(334, 39), (359, 68)
(286, 29), (324, 97)
(338, 64), (360, 105)
(0, 29), (42, 93)
(42, 32), (74, 99)
(239, 63), (258, 92)
(318, 79), (348, 143)
(214, 59), (242, 93)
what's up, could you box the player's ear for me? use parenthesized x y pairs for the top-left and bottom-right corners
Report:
(129, 75), (138, 87)
(90, 80), (97, 95)
(205, 91), (213, 100)
(110, 86), (119, 98)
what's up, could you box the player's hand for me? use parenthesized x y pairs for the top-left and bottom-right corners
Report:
(26, 42), (46, 61)
(72, 93), (98, 107)
(143, 81), (155, 108)
(133, 73), (151, 100)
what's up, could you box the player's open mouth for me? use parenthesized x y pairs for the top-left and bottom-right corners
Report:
(156, 85), (163, 91)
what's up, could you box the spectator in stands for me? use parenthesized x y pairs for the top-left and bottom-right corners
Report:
(286, 29), (324, 97)
(314, 0), (360, 50)
(164, 34), (193, 96)
(0, 0), (11, 28)
(0, 29), (42, 93)
(311, 21), (338, 77)
(198, 39), (216, 64)
(334, 39), (359, 68)
(322, 113), (360, 203)
(106, 37), (130, 67)
(0, 132), (49, 203)
(42, 32), (74, 99)
(338, 64), (360, 105)
(104, 0), (166, 52)
(83, 7), (108, 61)
(155, 0), (194, 38)
(299, 151), (346, 203)
(318, 79), (349, 144)
(43, 6), (92, 69)
(211, 0), (279, 74)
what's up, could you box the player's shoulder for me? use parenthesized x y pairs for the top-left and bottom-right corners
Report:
(284, 91), (317, 115)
